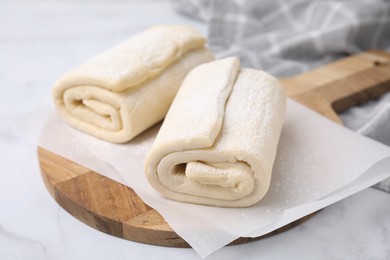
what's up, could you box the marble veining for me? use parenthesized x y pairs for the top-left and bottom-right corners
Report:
(1, 1), (389, 259)
(0, 223), (49, 259)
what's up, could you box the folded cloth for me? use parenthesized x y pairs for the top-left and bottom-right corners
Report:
(172, 0), (390, 192)
(53, 25), (214, 143)
(145, 57), (286, 207)
(173, 0), (390, 77)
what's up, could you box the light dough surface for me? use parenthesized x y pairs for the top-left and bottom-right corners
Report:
(145, 57), (286, 207)
(53, 25), (213, 143)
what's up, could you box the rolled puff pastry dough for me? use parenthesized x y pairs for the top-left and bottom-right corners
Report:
(52, 25), (214, 143)
(145, 57), (286, 207)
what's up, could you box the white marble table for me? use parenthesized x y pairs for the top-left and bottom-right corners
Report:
(1, 1), (389, 259)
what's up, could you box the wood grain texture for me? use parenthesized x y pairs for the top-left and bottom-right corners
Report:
(282, 50), (390, 124)
(38, 50), (390, 248)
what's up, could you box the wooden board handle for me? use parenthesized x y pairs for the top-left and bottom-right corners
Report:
(281, 50), (390, 124)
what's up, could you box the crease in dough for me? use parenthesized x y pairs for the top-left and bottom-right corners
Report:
(145, 57), (286, 207)
(53, 25), (214, 143)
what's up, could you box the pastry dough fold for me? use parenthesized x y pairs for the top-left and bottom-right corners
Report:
(145, 57), (286, 207)
(53, 25), (214, 143)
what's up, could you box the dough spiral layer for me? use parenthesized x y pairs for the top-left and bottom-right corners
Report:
(53, 25), (214, 143)
(145, 57), (286, 207)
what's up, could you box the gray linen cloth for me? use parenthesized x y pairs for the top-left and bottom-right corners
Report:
(172, 0), (390, 192)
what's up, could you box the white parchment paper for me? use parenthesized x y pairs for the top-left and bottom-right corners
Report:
(17, 99), (390, 258)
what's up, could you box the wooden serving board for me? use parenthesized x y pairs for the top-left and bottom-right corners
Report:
(38, 50), (390, 247)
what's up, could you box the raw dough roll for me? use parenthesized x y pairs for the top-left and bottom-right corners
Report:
(145, 57), (286, 207)
(53, 25), (214, 143)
